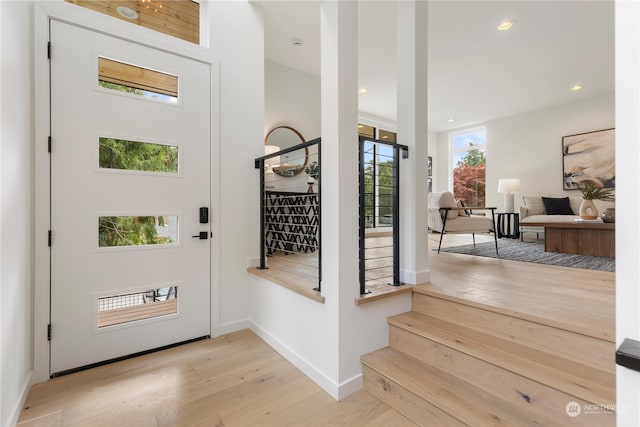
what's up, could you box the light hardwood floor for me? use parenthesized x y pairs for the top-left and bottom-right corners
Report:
(18, 330), (416, 427)
(20, 233), (614, 426)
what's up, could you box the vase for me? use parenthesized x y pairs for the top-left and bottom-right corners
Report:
(307, 177), (315, 194)
(579, 199), (598, 220)
(601, 207), (615, 223)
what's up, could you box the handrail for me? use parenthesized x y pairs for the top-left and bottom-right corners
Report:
(358, 136), (408, 294)
(254, 138), (321, 292)
(254, 137), (321, 168)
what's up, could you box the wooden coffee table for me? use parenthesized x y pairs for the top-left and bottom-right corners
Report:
(522, 221), (615, 257)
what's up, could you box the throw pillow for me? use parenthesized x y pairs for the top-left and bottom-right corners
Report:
(523, 196), (545, 216)
(541, 197), (574, 215)
(457, 200), (470, 217)
(437, 191), (458, 219)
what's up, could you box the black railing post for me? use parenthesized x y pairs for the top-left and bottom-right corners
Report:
(256, 158), (267, 270)
(391, 145), (401, 286)
(358, 137), (367, 294)
(314, 141), (322, 292)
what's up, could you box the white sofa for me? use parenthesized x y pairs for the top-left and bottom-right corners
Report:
(519, 195), (614, 239)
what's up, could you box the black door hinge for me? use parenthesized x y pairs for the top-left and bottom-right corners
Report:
(48, 230), (52, 247)
(48, 136), (52, 153)
(47, 42), (51, 59)
(47, 324), (52, 341)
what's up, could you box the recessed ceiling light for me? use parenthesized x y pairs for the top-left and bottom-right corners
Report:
(358, 88), (368, 94)
(498, 20), (515, 31)
(570, 84), (583, 91)
(447, 118), (455, 123)
(291, 38), (304, 47)
(116, 6), (138, 20)
(358, 125), (364, 128)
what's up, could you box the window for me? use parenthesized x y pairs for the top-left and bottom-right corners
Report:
(98, 57), (178, 104)
(98, 215), (177, 248)
(66, 0), (200, 44)
(99, 137), (179, 174)
(450, 127), (486, 207)
(98, 286), (178, 328)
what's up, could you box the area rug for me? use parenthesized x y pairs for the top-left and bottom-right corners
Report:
(439, 239), (615, 272)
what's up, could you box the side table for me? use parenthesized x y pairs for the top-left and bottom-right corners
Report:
(496, 212), (520, 239)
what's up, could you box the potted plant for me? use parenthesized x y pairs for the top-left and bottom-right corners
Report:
(305, 161), (319, 181)
(305, 161), (319, 193)
(578, 183), (614, 220)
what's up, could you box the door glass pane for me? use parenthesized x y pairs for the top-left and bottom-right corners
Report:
(98, 215), (177, 247)
(98, 57), (178, 103)
(98, 286), (178, 328)
(99, 137), (179, 173)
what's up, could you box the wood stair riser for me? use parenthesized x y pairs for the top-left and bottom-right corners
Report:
(389, 311), (614, 405)
(389, 325), (615, 426)
(362, 365), (465, 427)
(411, 292), (615, 374)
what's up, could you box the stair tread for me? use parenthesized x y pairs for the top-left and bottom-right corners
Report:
(362, 347), (554, 427)
(389, 311), (614, 404)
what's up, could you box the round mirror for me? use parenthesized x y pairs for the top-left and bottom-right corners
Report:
(264, 126), (308, 177)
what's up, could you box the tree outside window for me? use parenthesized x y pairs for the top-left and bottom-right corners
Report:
(450, 128), (486, 207)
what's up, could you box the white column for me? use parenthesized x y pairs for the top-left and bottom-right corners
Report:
(615, 1), (640, 425)
(397, 1), (429, 284)
(320, 0), (359, 393)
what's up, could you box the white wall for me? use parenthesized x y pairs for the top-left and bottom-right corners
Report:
(615, 1), (640, 425)
(208, 1), (264, 334)
(0, 1), (34, 426)
(435, 93), (615, 210)
(265, 60), (320, 140)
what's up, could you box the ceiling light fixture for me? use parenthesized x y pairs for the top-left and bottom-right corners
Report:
(498, 20), (515, 31)
(116, 6), (138, 19)
(447, 118), (455, 123)
(291, 38), (304, 47)
(358, 88), (368, 94)
(570, 84), (583, 91)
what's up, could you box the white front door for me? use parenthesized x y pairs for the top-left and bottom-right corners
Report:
(50, 20), (212, 375)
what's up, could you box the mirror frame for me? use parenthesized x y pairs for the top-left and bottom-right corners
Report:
(264, 125), (309, 178)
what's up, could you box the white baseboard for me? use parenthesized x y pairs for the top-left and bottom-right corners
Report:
(337, 373), (363, 400)
(219, 319), (250, 335)
(250, 320), (360, 400)
(400, 268), (430, 285)
(7, 370), (32, 427)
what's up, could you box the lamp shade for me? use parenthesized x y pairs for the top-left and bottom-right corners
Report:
(264, 145), (280, 166)
(498, 178), (521, 194)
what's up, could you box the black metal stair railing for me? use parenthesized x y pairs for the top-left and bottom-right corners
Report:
(255, 138), (321, 292)
(358, 136), (408, 294)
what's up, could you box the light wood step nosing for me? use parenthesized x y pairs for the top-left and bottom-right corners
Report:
(410, 287), (613, 342)
(387, 312), (614, 405)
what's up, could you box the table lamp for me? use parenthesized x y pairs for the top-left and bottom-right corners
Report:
(498, 178), (520, 213)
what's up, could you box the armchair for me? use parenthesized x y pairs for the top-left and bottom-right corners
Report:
(428, 191), (499, 254)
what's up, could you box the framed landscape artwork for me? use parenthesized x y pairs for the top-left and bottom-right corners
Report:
(562, 128), (615, 190)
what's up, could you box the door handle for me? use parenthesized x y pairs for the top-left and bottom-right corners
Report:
(192, 232), (208, 240)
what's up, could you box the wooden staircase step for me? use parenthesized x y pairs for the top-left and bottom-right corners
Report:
(411, 292), (615, 374)
(362, 347), (561, 427)
(389, 325), (615, 426)
(389, 311), (615, 406)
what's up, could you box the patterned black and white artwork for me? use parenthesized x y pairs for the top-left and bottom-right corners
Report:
(562, 128), (615, 190)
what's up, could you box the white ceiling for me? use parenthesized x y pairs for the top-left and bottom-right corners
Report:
(261, 1), (614, 133)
